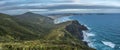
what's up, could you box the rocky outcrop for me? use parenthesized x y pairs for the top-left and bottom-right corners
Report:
(65, 20), (88, 40)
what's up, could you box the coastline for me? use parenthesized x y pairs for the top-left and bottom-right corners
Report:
(54, 17), (95, 48)
(49, 14), (120, 50)
(80, 24), (95, 48)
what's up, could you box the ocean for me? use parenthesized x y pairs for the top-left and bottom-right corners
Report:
(55, 14), (120, 50)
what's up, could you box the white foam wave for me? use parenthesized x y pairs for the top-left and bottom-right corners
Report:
(102, 41), (116, 48)
(83, 31), (95, 37)
(84, 24), (91, 30)
(87, 33), (95, 36)
(82, 31), (90, 42)
(82, 31), (96, 48)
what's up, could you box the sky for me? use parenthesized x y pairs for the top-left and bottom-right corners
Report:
(0, 0), (120, 15)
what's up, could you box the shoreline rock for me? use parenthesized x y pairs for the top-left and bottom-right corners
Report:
(65, 20), (89, 46)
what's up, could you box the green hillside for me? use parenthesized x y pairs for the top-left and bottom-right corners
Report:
(0, 13), (95, 50)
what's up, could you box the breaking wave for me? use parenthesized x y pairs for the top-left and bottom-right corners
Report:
(102, 41), (116, 48)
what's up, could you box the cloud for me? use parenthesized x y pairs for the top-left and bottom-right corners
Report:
(1, 9), (120, 15)
(73, 0), (81, 3)
(0, 3), (120, 11)
(0, 0), (120, 7)
(0, 0), (120, 14)
(33, 9), (120, 14)
(1, 0), (120, 8)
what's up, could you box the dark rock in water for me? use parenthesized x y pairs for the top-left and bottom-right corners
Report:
(80, 25), (88, 30)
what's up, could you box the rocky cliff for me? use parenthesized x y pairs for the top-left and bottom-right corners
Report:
(65, 20), (88, 40)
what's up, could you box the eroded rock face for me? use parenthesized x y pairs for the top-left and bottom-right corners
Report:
(65, 20), (88, 40)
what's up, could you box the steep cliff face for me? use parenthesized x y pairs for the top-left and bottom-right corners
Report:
(46, 20), (87, 40)
(65, 20), (88, 40)
(45, 20), (95, 50)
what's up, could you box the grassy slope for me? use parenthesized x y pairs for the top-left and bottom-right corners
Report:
(0, 13), (40, 41)
(0, 13), (95, 50)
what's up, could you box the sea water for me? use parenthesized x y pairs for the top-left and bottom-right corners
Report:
(69, 14), (120, 50)
(55, 14), (120, 50)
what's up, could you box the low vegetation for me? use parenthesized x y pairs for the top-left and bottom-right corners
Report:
(0, 12), (95, 50)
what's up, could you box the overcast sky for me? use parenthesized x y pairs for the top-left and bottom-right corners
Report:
(0, 0), (120, 15)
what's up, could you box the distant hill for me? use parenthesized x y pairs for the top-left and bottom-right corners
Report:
(0, 12), (95, 50)
(15, 12), (54, 28)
